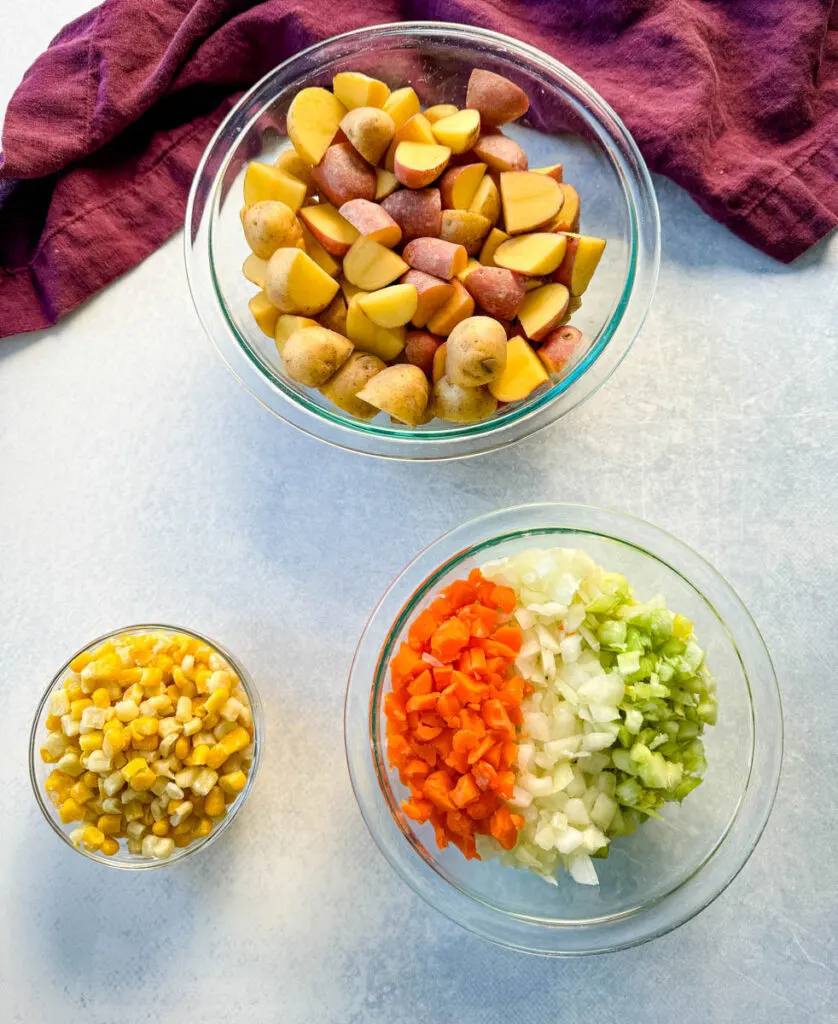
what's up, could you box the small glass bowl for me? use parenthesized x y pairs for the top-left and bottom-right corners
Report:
(30, 624), (263, 870)
(185, 22), (660, 460)
(345, 504), (782, 954)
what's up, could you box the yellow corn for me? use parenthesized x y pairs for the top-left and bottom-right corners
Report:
(70, 781), (95, 804)
(121, 757), (149, 781)
(131, 716), (159, 739)
(118, 667), (143, 685)
(219, 770), (247, 795)
(123, 683), (144, 703)
(80, 731), (104, 753)
(192, 818), (213, 839)
(194, 668), (211, 694)
(81, 826), (105, 850)
(91, 687), (111, 708)
(172, 820), (193, 837)
(173, 833), (193, 848)
(45, 714), (62, 732)
(205, 745), (228, 771)
(70, 698), (93, 721)
(141, 666), (163, 689)
(204, 687), (230, 716)
(130, 768), (156, 791)
(40, 748), (59, 764)
(188, 744), (210, 767)
(55, 752), (84, 777)
(59, 798), (85, 823)
(69, 652), (92, 672)
(220, 726), (251, 757)
(131, 734), (159, 752)
(101, 837), (120, 856)
(194, 644), (212, 664)
(174, 736), (190, 760)
(152, 819), (170, 837)
(204, 786), (225, 817)
(66, 682), (84, 702)
(45, 771), (71, 795)
(97, 814), (123, 835)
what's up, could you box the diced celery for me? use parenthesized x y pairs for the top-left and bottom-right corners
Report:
(625, 627), (646, 652)
(660, 638), (686, 658)
(615, 777), (643, 806)
(598, 619), (627, 648)
(649, 609), (674, 648)
(617, 651), (641, 675)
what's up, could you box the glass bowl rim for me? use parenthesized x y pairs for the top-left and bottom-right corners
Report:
(344, 502), (783, 953)
(185, 21), (661, 460)
(29, 622), (263, 871)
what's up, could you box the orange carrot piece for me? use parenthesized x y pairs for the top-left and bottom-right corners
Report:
(446, 809), (473, 837)
(445, 579), (478, 609)
(491, 624), (522, 652)
(408, 609), (440, 647)
(466, 791), (499, 819)
(407, 669), (434, 696)
(451, 772), (480, 808)
(432, 665), (454, 689)
(482, 699), (514, 735)
(492, 585), (517, 613)
(414, 722), (443, 741)
(471, 757), (497, 787)
(482, 742), (503, 770)
(402, 798), (433, 823)
(391, 643), (425, 685)
(444, 750), (470, 774)
(430, 617), (470, 663)
(405, 692), (438, 713)
(494, 770), (515, 800)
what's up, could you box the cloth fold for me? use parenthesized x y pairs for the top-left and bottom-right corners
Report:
(1, 0), (837, 338)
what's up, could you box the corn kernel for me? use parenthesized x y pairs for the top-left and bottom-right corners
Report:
(188, 744), (210, 767)
(69, 652), (92, 673)
(141, 666), (163, 689)
(45, 770), (71, 793)
(204, 744), (228, 771)
(152, 819), (170, 836)
(41, 732), (67, 759)
(69, 781), (94, 804)
(97, 814), (123, 835)
(59, 798), (85, 823)
(130, 768), (156, 791)
(169, 800), (194, 826)
(101, 797), (121, 814)
(121, 757), (148, 781)
(174, 736), (191, 760)
(81, 825), (105, 850)
(70, 698), (93, 721)
(190, 768), (219, 798)
(55, 752), (84, 777)
(100, 837), (119, 856)
(194, 669), (211, 694)
(219, 770), (247, 795)
(115, 699), (139, 723)
(85, 750), (112, 773)
(205, 686), (230, 715)
(204, 786), (225, 817)
(80, 731), (104, 753)
(44, 714), (62, 732)
(124, 683), (144, 703)
(193, 817), (213, 839)
(158, 716), (181, 739)
(126, 820), (147, 839)
(219, 726), (250, 757)
(175, 696), (192, 723)
(131, 716), (159, 739)
(91, 688), (111, 709)
(208, 653), (230, 673)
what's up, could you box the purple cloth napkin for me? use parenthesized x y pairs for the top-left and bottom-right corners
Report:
(1, 0), (837, 338)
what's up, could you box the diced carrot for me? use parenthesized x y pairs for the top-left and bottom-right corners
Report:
(408, 609), (440, 647)
(465, 604), (496, 637)
(402, 758), (430, 783)
(453, 672), (489, 704)
(429, 597), (453, 620)
(471, 759), (497, 790)
(431, 731), (453, 758)
(482, 742), (503, 770)
(500, 741), (518, 770)
(482, 698), (514, 735)
(478, 639), (519, 660)
(444, 750), (470, 774)
(458, 708), (486, 735)
(407, 669), (434, 696)
(491, 624), (522, 652)
(491, 585), (517, 613)
(465, 792), (499, 819)
(494, 770), (515, 800)
(477, 580), (496, 605)
(391, 643), (425, 685)
(387, 734), (410, 766)
(423, 771), (456, 811)
(451, 772), (480, 808)
(468, 647), (487, 674)
(452, 728), (480, 754)
(451, 833), (478, 859)
(405, 692), (438, 713)
(467, 567), (483, 585)
(446, 809), (473, 837)
(445, 579), (478, 609)
(433, 665), (454, 689)
(383, 691), (407, 724)
(490, 804), (518, 850)
(436, 693), (461, 719)
(430, 617), (470, 663)
(414, 722), (443, 741)
(402, 798), (433, 823)
(467, 736), (495, 766)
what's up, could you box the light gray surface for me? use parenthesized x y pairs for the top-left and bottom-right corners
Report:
(1, 6), (837, 1022)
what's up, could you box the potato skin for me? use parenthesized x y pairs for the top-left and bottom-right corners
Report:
(319, 351), (386, 418)
(463, 266), (526, 320)
(282, 326), (353, 386)
(429, 376), (497, 423)
(472, 135), (528, 172)
(355, 364), (430, 426)
(242, 201), (304, 259)
(340, 106), (395, 165)
(404, 330), (443, 377)
(311, 143), (376, 206)
(445, 315), (508, 387)
(381, 188), (442, 243)
(466, 70), (530, 126)
(402, 237), (467, 280)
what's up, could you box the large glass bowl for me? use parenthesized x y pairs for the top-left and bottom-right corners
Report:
(345, 504), (782, 953)
(30, 624), (263, 870)
(185, 23), (660, 460)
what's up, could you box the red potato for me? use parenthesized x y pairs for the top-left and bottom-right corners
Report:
(472, 135), (528, 172)
(340, 106), (395, 165)
(338, 199), (402, 248)
(311, 143), (376, 207)
(439, 163), (487, 210)
(299, 204), (358, 257)
(539, 326), (583, 374)
(551, 233), (606, 294)
(380, 188), (441, 243)
(466, 70), (530, 126)
(463, 266), (526, 320)
(401, 269), (453, 328)
(550, 183), (581, 233)
(404, 331), (443, 377)
(394, 142), (452, 188)
(533, 164), (563, 184)
(403, 237), (468, 281)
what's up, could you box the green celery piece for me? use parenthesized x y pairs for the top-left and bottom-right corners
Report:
(660, 637), (686, 659)
(674, 776), (702, 801)
(658, 661), (676, 683)
(587, 594), (620, 614)
(638, 751), (670, 788)
(612, 748), (638, 774)
(649, 609), (674, 648)
(618, 650), (641, 675)
(697, 701), (718, 725)
(599, 650), (617, 670)
(598, 619), (627, 648)
(625, 626), (647, 652)
(615, 777), (644, 806)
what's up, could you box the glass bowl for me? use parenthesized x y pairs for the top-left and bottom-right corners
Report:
(185, 22), (660, 460)
(345, 504), (782, 953)
(30, 624), (263, 870)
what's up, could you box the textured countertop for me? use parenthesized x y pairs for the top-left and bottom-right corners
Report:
(1, 6), (836, 1022)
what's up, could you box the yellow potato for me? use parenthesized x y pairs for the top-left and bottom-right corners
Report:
(493, 233), (568, 276)
(332, 72), (390, 110)
(282, 326), (353, 386)
(552, 233), (606, 294)
(456, 257), (482, 283)
(340, 106), (395, 165)
(431, 109), (481, 154)
(430, 377), (497, 423)
(440, 163), (487, 210)
(287, 87), (346, 165)
(423, 104), (459, 124)
(517, 283), (570, 341)
(242, 253), (268, 289)
(393, 142), (451, 189)
(298, 204), (359, 257)
(445, 315), (507, 386)
(383, 86), (421, 130)
(550, 183), (581, 232)
(319, 351), (387, 419)
(488, 336), (550, 403)
(274, 149), (315, 192)
(274, 315), (318, 354)
(343, 236), (409, 291)
(339, 199), (402, 248)
(439, 210), (492, 256)
(358, 284), (418, 328)
(375, 168), (399, 200)
(248, 292), (279, 337)
(478, 227), (509, 267)
(318, 293), (348, 335)
(466, 70), (529, 127)
(265, 248), (340, 315)
(243, 162), (307, 211)
(468, 175), (500, 225)
(299, 223), (341, 278)
(383, 113), (437, 171)
(346, 295), (406, 362)
(425, 279), (475, 336)
(355, 364), (430, 426)
(241, 200), (304, 259)
(500, 171), (563, 234)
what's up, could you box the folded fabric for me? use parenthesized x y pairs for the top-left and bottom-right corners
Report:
(1, 0), (836, 338)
